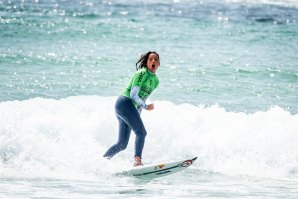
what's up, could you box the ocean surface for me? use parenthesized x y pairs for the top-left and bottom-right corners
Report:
(1, 0), (298, 198)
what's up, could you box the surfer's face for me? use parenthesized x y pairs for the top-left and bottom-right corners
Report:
(147, 53), (160, 73)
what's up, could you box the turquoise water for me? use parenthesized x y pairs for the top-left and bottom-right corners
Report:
(1, 0), (297, 113)
(1, 0), (298, 198)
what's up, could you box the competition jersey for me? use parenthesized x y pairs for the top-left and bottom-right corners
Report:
(122, 68), (159, 108)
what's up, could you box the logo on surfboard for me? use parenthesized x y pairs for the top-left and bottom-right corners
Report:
(154, 164), (165, 170)
(181, 159), (193, 167)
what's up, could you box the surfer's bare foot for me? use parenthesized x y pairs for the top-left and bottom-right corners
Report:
(134, 156), (143, 167)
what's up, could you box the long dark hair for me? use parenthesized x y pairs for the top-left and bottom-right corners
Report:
(135, 51), (160, 71)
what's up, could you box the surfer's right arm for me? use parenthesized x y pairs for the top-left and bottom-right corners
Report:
(130, 86), (148, 110)
(130, 86), (154, 110)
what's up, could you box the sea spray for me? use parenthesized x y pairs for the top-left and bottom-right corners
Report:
(1, 96), (297, 179)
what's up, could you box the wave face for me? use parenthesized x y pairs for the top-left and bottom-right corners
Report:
(1, 96), (297, 179)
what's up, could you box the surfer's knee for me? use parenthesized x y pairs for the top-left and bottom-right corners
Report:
(118, 142), (128, 151)
(135, 129), (147, 138)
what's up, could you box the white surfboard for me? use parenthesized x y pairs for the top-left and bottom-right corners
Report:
(116, 157), (197, 178)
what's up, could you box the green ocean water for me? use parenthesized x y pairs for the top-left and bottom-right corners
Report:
(1, 0), (297, 113)
(1, 1), (298, 199)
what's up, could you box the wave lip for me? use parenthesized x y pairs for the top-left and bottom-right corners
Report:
(0, 96), (297, 179)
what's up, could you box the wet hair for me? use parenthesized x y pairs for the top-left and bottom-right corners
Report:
(135, 51), (160, 71)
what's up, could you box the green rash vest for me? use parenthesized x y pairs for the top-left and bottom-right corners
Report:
(122, 68), (159, 109)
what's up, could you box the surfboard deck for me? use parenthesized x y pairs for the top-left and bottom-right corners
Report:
(115, 157), (197, 178)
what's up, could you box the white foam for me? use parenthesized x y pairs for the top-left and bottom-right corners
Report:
(0, 96), (297, 179)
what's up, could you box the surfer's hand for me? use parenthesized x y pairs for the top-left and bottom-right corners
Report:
(146, 104), (154, 111)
